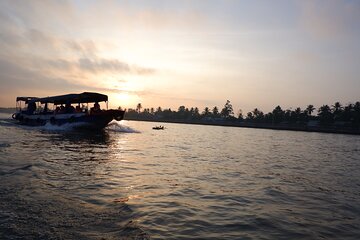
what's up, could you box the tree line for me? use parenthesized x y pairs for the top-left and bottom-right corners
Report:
(122, 100), (360, 127)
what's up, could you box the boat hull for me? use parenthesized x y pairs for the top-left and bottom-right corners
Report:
(12, 110), (125, 130)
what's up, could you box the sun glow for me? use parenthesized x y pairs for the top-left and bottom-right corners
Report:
(121, 78), (144, 92)
(101, 74), (144, 108)
(109, 92), (140, 109)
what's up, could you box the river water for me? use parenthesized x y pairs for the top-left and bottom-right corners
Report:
(0, 113), (360, 239)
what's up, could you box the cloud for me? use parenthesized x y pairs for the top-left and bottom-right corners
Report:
(0, 0), (76, 32)
(0, 0), (208, 107)
(26, 29), (58, 47)
(78, 0), (206, 32)
(29, 57), (155, 76)
(0, 1), (157, 106)
(299, 0), (360, 39)
(78, 58), (154, 75)
(65, 40), (98, 57)
(0, 56), (142, 100)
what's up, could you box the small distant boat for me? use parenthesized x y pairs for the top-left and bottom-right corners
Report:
(12, 92), (125, 130)
(152, 126), (164, 130)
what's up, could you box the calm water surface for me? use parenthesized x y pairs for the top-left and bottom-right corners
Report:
(0, 113), (360, 239)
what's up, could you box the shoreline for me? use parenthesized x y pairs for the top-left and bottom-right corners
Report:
(124, 117), (360, 135)
(2, 109), (359, 135)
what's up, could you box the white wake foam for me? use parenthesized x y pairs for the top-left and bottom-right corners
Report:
(106, 121), (140, 133)
(1, 117), (139, 133)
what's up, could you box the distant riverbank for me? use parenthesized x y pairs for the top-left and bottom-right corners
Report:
(2, 107), (358, 135)
(0, 108), (15, 114)
(124, 117), (360, 135)
(124, 100), (360, 135)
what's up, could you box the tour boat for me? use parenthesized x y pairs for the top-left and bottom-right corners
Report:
(12, 92), (125, 130)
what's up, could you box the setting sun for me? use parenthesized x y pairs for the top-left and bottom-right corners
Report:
(109, 92), (140, 110)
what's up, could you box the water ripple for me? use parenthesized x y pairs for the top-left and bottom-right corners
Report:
(1, 120), (360, 239)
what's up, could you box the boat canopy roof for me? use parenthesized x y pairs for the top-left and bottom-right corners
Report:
(16, 97), (39, 103)
(19, 92), (108, 105)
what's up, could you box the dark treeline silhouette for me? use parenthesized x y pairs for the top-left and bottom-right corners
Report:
(122, 101), (360, 134)
(1, 101), (359, 134)
(124, 100), (235, 122)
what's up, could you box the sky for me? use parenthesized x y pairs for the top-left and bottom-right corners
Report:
(0, 0), (359, 113)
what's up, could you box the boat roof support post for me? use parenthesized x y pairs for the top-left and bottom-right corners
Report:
(106, 101), (108, 110)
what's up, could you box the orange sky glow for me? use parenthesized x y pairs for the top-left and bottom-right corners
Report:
(0, 0), (359, 113)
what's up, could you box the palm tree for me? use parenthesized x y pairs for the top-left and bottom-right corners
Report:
(253, 108), (260, 117)
(332, 102), (342, 113)
(354, 101), (360, 111)
(202, 107), (210, 117)
(136, 103), (142, 113)
(246, 112), (254, 120)
(332, 102), (343, 121)
(342, 103), (353, 121)
(353, 102), (360, 126)
(272, 105), (284, 123)
(212, 106), (219, 117)
(306, 105), (315, 116)
(221, 100), (233, 118)
(178, 106), (186, 112)
(294, 107), (301, 115)
(284, 109), (292, 122)
(318, 105), (333, 124)
(252, 108), (264, 122)
(295, 107), (302, 121)
(156, 106), (162, 113)
(194, 107), (200, 118)
(237, 109), (243, 120)
(318, 105), (331, 114)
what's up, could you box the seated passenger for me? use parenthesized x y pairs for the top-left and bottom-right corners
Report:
(75, 105), (82, 113)
(27, 102), (36, 114)
(70, 105), (75, 113)
(90, 102), (101, 113)
(43, 103), (48, 114)
(65, 103), (75, 113)
(59, 105), (65, 114)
